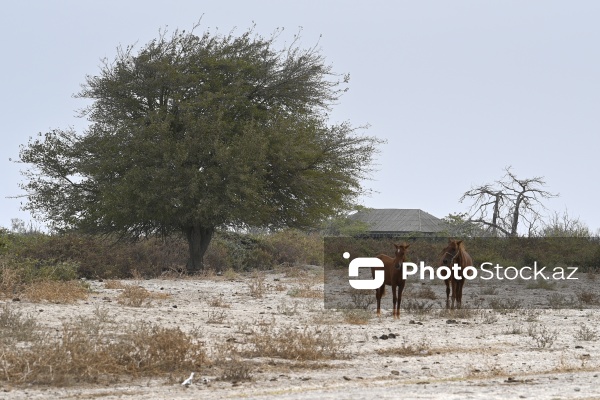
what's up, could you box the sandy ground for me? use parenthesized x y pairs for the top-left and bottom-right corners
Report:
(2, 266), (600, 399)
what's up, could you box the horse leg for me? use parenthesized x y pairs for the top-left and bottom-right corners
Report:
(392, 283), (398, 318)
(397, 280), (405, 319)
(457, 280), (464, 309)
(451, 280), (457, 310)
(375, 287), (382, 317)
(445, 279), (451, 309)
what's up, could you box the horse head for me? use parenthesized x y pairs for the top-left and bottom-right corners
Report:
(394, 242), (410, 260)
(441, 239), (463, 266)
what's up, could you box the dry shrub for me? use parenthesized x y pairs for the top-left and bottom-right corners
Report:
(24, 280), (89, 303)
(287, 283), (323, 299)
(117, 285), (169, 307)
(263, 230), (322, 266)
(528, 323), (558, 348)
(576, 324), (598, 341)
(212, 341), (253, 382)
(247, 324), (345, 361)
(204, 239), (230, 272)
(208, 295), (230, 308)
(0, 266), (21, 297)
(206, 310), (227, 324)
(403, 299), (436, 315)
(342, 308), (372, 325)
(0, 305), (40, 344)
(577, 290), (598, 305)
(376, 337), (431, 357)
(248, 272), (267, 298)
(414, 285), (437, 300)
(7, 233), (188, 279)
(0, 321), (206, 385)
(104, 279), (127, 289)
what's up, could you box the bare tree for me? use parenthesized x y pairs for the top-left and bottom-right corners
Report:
(460, 167), (558, 237)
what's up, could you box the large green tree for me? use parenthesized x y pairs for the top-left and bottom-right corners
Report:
(18, 26), (382, 271)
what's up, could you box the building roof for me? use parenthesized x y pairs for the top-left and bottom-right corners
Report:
(349, 208), (449, 234)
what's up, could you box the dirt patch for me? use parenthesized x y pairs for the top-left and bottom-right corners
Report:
(1, 269), (600, 399)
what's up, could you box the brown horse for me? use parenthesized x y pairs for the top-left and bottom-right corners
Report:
(372, 243), (409, 318)
(440, 239), (473, 309)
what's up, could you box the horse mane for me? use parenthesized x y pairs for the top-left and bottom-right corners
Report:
(455, 241), (471, 267)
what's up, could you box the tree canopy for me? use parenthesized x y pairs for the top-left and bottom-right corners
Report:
(18, 26), (382, 271)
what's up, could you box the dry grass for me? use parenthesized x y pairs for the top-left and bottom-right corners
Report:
(577, 290), (598, 305)
(208, 295), (231, 308)
(287, 283), (323, 299)
(246, 323), (346, 361)
(117, 285), (169, 307)
(0, 266), (21, 298)
(206, 310), (227, 324)
(273, 281), (287, 292)
(342, 308), (372, 325)
(104, 280), (128, 289)
(414, 285), (437, 300)
(528, 323), (559, 348)
(0, 305), (41, 344)
(575, 324), (598, 341)
(24, 280), (89, 303)
(223, 268), (238, 281)
(248, 272), (267, 298)
(0, 319), (207, 385)
(376, 337), (431, 357)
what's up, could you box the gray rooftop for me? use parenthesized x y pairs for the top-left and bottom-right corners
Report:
(349, 209), (449, 234)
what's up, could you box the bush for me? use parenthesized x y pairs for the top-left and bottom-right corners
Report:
(263, 230), (322, 266)
(2, 233), (188, 279)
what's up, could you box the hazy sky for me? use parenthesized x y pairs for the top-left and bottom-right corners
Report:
(1, 1), (599, 232)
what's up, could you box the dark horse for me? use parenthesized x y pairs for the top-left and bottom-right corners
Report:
(371, 243), (409, 318)
(440, 239), (473, 309)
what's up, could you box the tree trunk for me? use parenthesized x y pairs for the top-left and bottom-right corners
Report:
(184, 224), (214, 273)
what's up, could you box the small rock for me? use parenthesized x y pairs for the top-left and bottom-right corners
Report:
(575, 345), (584, 349)
(388, 333), (396, 339)
(379, 334), (388, 340)
(372, 336), (378, 340)
(12, 298), (20, 302)
(172, 305), (178, 308)
(575, 388), (581, 392)
(446, 319), (458, 324)
(409, 320), (416, 324)
(343, 376), (351, 381)
(300, 377), (311, 381)
(391, 370), (400, 376)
